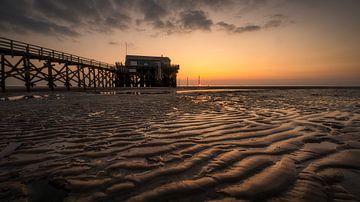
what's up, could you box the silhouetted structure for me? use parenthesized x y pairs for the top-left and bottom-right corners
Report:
(0, 37), (116, 92)
(115, 55), (179, 87)
(0, 37), (179, 92)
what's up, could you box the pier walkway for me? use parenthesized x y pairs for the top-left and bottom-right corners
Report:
(0, 37), (116, 92)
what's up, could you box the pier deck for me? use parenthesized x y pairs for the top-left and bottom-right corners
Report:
(0, 37), (179, 92)
(0, 37), (116, 92)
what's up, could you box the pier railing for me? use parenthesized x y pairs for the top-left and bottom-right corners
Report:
(0, 37), (180, 92)
(0, 37), (116, 92)
(0, 37), (114, 70)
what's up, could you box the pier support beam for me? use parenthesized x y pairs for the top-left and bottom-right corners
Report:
(87, 68), (91, 87)
(65, 64), (70, 90)
(77, 65), (81, 87)
(93, 68), (96, 88)
(46, 60), (54, 91)
(82, 67), (86, 90)
(1, 55), (5, 92)
(23, 56), (31, 92)
(101, 70), (105, 87)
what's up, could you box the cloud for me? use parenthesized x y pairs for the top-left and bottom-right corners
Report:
(217, 22), (261, 34)
(134, 1), (214, 33)
(217, 14), (291, 34)
(264, 20), (282, 28)
(137, 0), (167, 21)
(0, 0), (132, 37)
(264, 14), (292, 29)
(178, 10), (213, 31)
(156, 0), (235, 11)
(138, 8), (213, 34)
(0, 0), (292, 37)
(108, 41), (119, 45)
(33, 0), (131, 32)
(0, 0), (80, 37)
(235, 25), (262, 33)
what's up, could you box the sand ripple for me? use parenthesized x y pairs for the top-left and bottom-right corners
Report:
(0, 89), (360, 201)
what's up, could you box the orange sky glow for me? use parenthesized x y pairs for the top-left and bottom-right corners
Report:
(1, 0), (359, 86)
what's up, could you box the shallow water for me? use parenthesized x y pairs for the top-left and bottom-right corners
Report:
(0, 88), (359, 201)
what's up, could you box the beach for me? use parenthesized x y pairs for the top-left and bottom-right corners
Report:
(0, 88), (360, 201)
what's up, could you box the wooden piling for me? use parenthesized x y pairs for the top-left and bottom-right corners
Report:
(23, 56), (31, 92)
(1, 55), (5, 92)
(93, 68), (96, 88)
(47, 60), (54, 91)
(82, 67), (86, 90)
(65, 63), (70, 90)
(77, 65), (81, 87)
(101, 70), (105, 87)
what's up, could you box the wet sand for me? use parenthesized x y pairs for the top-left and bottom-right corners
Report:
(0, 88), (360, 201)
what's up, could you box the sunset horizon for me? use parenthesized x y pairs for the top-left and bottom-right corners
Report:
(1, 1), (360, 201)
(1, 0), (359, 86)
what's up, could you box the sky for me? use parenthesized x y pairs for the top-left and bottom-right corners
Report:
(1, 0), (360, 86)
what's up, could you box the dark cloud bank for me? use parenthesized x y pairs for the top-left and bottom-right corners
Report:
(0, 0), (292, 38)
(216, 14), (290, 34)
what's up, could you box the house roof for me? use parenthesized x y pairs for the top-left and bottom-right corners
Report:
(125, 55), (171, 62)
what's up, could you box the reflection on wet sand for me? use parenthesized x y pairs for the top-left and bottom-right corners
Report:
(0, 88), (359, 201)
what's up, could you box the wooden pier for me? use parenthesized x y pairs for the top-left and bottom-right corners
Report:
(0, 37), (116, 92)
(0, 37), (179, 92)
